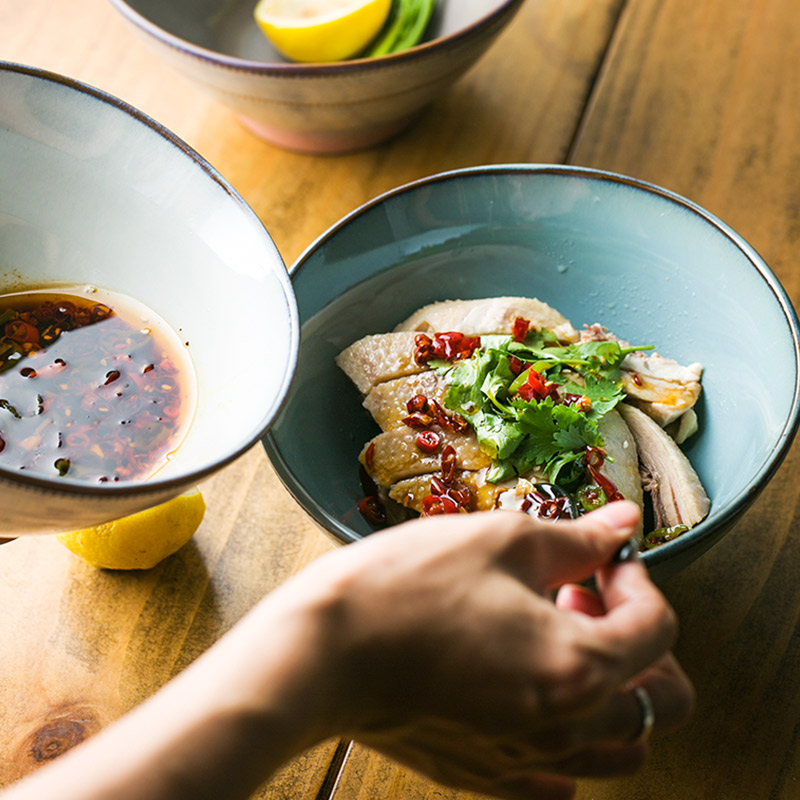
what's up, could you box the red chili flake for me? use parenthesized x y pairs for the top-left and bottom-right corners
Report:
(424, 398), (445, 427)
(19, 367), (37, 378)
(0, 434), (5, 453)
(414, 331), (481, 365)
(416, 430), (441, 453)
(512, 317), (531, 342)
(142, 364), (155, 374)
(585, 446), (624, 502)
(563, 393), (592, 413)
(507, 355), (529, 376)
(406, 394), (428, 413)
(449, 413), (469, 433)
(414, 333), (434, 365)
(585, 446), (605, 469)
(364, 441), (376, 471)
(447, 485), (472, 507)
(358, 496), (387, 525)
(5, 320), (40, 345)
(103, 369), (121, 386)
(402, 411), (434, 429)
(631, 372), (644, 387)
(430, 476), (447, 495)
(517, 369), (559, 403)
(421, 494), (460, 516)
(440, 445), (457, 483)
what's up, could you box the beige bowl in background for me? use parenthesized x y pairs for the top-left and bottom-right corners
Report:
(108, 0), (525, 154)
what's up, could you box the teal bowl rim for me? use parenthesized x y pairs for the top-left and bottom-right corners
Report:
(0, 61), (300, 498)
(263, 164), (800, 573)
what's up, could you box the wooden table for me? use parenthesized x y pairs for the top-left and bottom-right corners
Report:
(2, 1), (800, 797)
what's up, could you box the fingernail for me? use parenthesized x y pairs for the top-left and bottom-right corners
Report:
(610, 538), (639, 564)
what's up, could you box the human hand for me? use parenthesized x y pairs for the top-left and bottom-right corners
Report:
(287, 501), (693, 800)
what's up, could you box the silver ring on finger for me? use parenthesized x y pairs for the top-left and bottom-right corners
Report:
(627, 684), (655, 743)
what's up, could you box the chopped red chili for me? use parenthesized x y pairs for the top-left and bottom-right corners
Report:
(512, 316), (531, 342)
(364, 441), (376, 471)
(414, 331), (481, 366)
(406, 394), (428, 413)
(517, 369), (559, 403)
(507, 355), (530, 376)
(402, 411), (434, 428)
(421, 493), (460, 516)
(440, 444), (457, 483)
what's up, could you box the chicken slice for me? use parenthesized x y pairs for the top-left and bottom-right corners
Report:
(360, 427), (491, 487)
(363, 371), (450, 431)
(336, 332), (420, 395)
(395, 296), (579, 343)
(580, 324), (703, 427)
(598, 409), (644, 542)
(389, 469), (504, 513)
(617, 403), (710, 530)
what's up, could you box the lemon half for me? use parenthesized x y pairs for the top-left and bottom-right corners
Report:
(254, 0), (392, 63)
(57, 488), (206, 570)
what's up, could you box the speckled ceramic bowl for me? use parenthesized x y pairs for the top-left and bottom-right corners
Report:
(262, 164), (800, 580)
(108, 0), (524, 154)
(0, 63), (298, 535)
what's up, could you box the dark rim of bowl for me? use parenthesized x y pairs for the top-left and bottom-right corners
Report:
(262, 164), (800, 567)
(107, 0), (525, 75)
(0, 61), (300, 498)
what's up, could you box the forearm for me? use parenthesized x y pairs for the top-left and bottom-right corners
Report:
(1, 585), (337, 800)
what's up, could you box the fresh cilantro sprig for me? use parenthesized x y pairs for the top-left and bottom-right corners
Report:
(442, 334), (651, 486)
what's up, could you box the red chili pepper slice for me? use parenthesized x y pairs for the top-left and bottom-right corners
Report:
(358, 496), (387, 525)
(416, 430), (441, 453)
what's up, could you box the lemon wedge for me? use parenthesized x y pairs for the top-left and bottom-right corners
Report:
(56, 488), (206, 570)
(254, 0), (392, 63)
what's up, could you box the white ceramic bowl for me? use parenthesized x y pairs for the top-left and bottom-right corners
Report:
(108, 0), (524, 154)
(0, 63), (298, 535)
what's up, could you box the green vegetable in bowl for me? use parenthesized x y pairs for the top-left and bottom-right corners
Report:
(362, 0), (436, 57)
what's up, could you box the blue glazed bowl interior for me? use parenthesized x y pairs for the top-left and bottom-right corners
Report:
(263, 166), (800, 579)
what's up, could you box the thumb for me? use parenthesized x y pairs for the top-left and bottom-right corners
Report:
(518, 501), (641, 589)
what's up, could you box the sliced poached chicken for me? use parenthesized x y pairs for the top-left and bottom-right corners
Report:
(617, 403), (710, 529)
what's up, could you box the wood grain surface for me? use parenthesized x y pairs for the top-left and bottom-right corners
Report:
(2, 0), (800, 798)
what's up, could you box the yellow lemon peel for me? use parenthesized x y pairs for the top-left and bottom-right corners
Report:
(254, 0), (392, 63)
(56, 488), (206, 570)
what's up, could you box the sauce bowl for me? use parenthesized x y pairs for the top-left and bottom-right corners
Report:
(0, 63), (298, 535)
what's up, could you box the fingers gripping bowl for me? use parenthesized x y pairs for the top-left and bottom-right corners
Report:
(262, 165), (800, 581)
(0, 64), (298, 535)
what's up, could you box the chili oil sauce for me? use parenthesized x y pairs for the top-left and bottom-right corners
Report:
(0, 285), (197, 483)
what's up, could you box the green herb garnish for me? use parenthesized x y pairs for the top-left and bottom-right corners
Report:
(441, 333), (652, 486)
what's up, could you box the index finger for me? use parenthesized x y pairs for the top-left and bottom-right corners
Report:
(589, 557), (679, 683)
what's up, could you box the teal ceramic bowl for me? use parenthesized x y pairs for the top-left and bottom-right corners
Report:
(262, 165), (800, 580)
